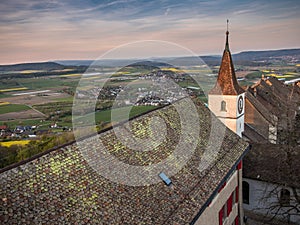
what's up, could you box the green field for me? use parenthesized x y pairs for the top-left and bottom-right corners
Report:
(0, 79), (23, 89)
(0, 104), (30, 114)
(95, 105), (158, 123)
(1, 105), (159, 130)
(1, 119), (44, 127)
(245, 71), (263, 79)
(15, 77), (79, 90)
(72, 105), (159, 128)
(0, 93), (11, 99)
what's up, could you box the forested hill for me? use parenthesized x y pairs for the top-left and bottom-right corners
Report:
(201, 48), (300, 66)
(233, 48), (300, 61)
(0, 62), (65, 72)
(0, 62), (88, 79)
(1, 48), (299, 70)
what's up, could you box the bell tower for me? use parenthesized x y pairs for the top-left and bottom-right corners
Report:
(208, 21), (245, 137)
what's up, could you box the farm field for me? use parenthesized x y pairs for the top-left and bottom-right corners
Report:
(0, 140), (30, 147)
(0, 92), (71, 105)
(0, 109), (46, 121)
(3, 119), (44, 127)
(0, 104), (30, 114)
(95, 105), (158, 123)
(0, 59), (299, 169)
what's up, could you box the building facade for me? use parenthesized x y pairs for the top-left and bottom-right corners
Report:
(208, 29), (245, 137)
(0, 97), (249, 224)
(208, 25), (300, 225)
(195, 161), (244, 225)
(206, 28), (248, 225)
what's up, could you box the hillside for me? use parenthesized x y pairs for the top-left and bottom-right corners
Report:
(55, 48), (300, 67)
(0, 62), (65, 72)
(233, 48), (300, 61)
(201, 48), (300, 66)
(1, 48), (299, 71)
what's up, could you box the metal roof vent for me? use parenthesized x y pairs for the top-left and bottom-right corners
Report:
(159, 172), (172, 186)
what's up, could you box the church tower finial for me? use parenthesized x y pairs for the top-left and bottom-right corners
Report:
(208, 21), (245, 137)
(225, 19), (229, 51)
(209, 20), (244, 96)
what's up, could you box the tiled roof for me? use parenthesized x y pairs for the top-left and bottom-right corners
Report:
(244, 77), (300, 187)
(243, 144), (300, 189)
(0, 98), (248, 224)
(245, 90), (277, 125)
(243, 123), (269, 144)
(209, 32), (244, 96)
(248, 77), (300, 119)
(244, 77), (300, 143)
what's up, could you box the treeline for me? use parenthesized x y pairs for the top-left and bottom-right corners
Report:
(0, 132), (74, 169)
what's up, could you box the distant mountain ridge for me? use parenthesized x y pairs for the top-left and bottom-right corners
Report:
(201, 48), (300, 66)
(0, 62), (65, 72)
(233, 48), (300, 61)
(1, 48), (299, 70)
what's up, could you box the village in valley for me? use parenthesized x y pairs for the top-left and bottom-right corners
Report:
(0, 1), (300, 224)
(0, 41), (300, 224)
(1, 52), (299, 143)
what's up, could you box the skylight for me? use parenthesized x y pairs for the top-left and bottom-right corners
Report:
(159, 172), (172, 186)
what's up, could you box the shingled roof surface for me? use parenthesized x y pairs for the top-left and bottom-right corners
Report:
(0, 98), (248, 224)
(244, 77), (300, 143)
(243, 123), (269, 144)
(248, 77), (300, 119)
(243, 144), (300, 189)
(209, 32), (244, 96)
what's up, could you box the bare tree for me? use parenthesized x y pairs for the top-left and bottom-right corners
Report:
(243, 80), (300, 224)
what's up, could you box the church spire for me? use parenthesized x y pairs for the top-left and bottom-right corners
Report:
(225, 19), (229, 51)
(209, 20), (244, 95)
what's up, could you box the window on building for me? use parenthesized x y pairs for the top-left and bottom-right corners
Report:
(220, 191), (240, 225)
(222, 203), (228, 222)
(235, 186), (239, 203)
(242, 181), (249, 204)
(233, 188), (236, 203)
(219, 208), (224, 225)
(221, 101), (227, 111)
(227, 193), (233, 215)
(280, 189), (290, 206)
(234, 216), (239, 225)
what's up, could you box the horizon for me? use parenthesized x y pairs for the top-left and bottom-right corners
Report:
(1, 0), (300, 64)
(1, 47), (300, 66)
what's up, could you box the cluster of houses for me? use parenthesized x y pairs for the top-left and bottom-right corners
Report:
(0, 28), (299, 225)
(208, 29), (300, 224)
(133, 70), (203, 106)
(0, 125), (37, 139)
(75, 65), (203, 108)
(0, 123), (71, 140)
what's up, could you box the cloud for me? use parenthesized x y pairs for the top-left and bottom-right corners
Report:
(0, 0), (299, 63)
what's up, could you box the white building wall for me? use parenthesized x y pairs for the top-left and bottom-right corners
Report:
(195, 169), (244, 225)
(209, 95), (238, 119)
(208, 93), (245, 137)
(218, 116), (244, 138)
(243, 178), (300, 224)
(268, 124), (277, 144)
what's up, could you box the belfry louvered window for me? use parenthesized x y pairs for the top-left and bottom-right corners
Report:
(221, 101), (227, 111)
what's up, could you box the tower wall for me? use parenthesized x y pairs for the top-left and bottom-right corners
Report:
(208, 93), (245, 137)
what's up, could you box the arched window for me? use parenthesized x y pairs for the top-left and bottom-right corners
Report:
(221, 101), (227, 111)
(280, 189), (290, 206)
(242, 181), (249, 204)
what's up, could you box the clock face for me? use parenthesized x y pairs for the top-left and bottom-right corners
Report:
(238, 95), (243, 114)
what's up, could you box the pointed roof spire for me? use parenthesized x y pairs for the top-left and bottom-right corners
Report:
(225, 19), (229, 51)
(209, 20), (244, 95)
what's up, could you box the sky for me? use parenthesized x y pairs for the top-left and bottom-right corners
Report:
(0, 0), (300, 64)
